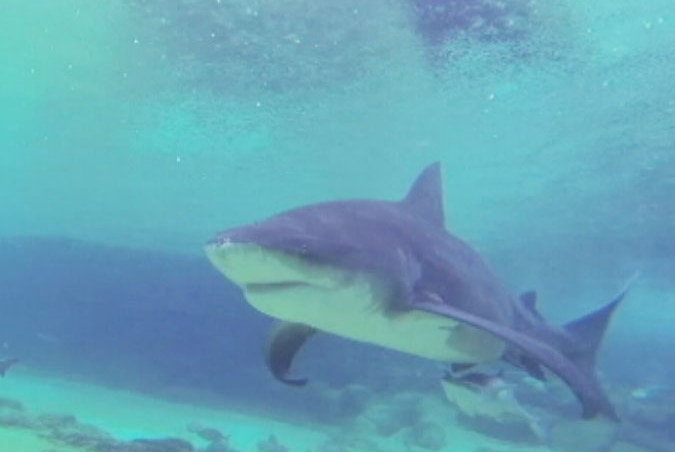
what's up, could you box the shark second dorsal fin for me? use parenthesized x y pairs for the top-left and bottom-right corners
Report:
(402, 162), (445, 228)
(519, 291), (537, 310)
(520, 291), (544, 321)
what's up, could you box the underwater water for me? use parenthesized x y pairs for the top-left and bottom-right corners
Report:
(1, 0), (675, 451)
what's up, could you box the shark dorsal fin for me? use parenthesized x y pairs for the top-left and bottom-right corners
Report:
(519, 291), (543, 320)
(402, 162), (445, 227)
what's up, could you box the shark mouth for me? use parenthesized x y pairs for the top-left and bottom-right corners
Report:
(244, 281), (311, 294)
(205, 240), (346, 295)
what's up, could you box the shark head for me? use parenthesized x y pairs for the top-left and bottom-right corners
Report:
(206, 163), (506, 363)
(205, 162), (447, 289)
(204, 201), (396, 319)
(205, 207), (350, 295)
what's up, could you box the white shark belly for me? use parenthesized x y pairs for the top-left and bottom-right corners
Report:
(245, 278), (505, 363)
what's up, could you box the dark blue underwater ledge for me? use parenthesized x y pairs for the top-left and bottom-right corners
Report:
(0, 236), (671, 426)
(0, 236), (440, 420)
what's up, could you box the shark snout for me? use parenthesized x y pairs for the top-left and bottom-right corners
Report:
(207, 225), (259, 247)
(208, 216), (312, 249)
(205, 234), (339, 293)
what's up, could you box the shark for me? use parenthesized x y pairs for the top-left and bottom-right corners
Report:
(205, 162), (631, 420)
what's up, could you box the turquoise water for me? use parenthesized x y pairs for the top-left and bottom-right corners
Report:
(1, 1), (674, 451)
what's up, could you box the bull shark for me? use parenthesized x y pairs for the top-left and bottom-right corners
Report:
(205, 162), (631, 420)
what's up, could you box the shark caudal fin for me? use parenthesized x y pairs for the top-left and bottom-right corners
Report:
(559, 274), (638, 419)
(563, 296), (623, 372)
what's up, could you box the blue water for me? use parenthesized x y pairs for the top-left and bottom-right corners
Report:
(1, 1), (674, 451)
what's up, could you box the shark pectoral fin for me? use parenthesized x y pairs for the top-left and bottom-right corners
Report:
(411, 299), (619, 421)
(265, 322), (317, 387)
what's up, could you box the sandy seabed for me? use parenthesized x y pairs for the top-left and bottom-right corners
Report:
(0, 370), (550, 452)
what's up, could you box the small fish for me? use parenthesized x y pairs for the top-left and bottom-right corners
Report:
(186, 422), (228, 444)
(441, 369), (549, 442)
(630, 384), (669, 400)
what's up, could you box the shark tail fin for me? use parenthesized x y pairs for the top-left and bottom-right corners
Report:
(563, 274), (637, 371)
(558, 274), (638, 419)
